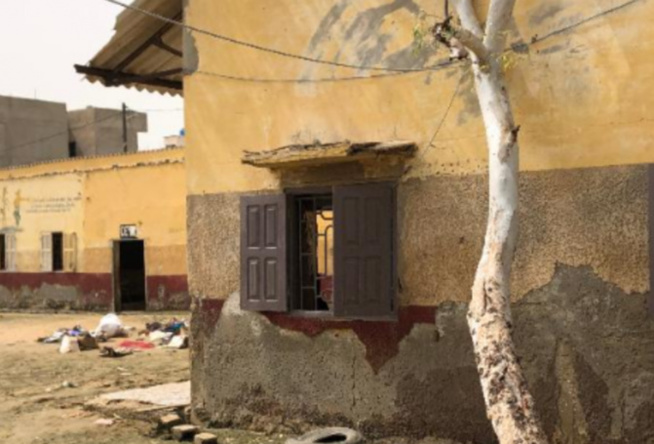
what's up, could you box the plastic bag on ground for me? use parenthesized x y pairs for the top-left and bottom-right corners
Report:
(59, 335), (80, 354)
(93, 313), (124, 339)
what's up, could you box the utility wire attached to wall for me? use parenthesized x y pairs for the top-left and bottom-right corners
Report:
(103, 0), (447, 74)
(100, 0), (645, 84)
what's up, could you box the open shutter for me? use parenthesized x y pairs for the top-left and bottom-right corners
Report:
(41, 233), (52, 272)
(333, 182), (395, 318)
(63, 233), (77, 272)
(240, 194), (288, 312)
(6, 233), (16, 271)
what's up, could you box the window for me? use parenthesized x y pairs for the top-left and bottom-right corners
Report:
(52, 232), (64, 271)
(41, 232), (76, 272)
(240, 182), (395, 319)
(0, 233), (16, 272)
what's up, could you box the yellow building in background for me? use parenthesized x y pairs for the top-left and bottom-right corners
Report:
(0, 148), (188, 311)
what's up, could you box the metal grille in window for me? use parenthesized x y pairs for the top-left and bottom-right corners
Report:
(295, 195), (333, 312)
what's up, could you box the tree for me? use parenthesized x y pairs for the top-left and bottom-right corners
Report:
(431, 1), (548, 443)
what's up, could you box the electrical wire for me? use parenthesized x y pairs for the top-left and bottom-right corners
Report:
(419, 70), (466, 160)
(529, 0), (642, 45)
(188, 58), (457, 84)
(103, 0), (445, 74)
(100, 0), (643, 85)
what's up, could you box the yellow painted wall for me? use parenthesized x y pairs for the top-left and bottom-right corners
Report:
(0, 174), (84, 272)
(0, 149), (187, 275)
(184, 0), (654, 194)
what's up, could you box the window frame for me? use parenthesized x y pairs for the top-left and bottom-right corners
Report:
(245, 181), (398, 321)
(41, 232), (76, 273)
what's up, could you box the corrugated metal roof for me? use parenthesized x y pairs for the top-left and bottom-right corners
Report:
(78, 0), (183, 96)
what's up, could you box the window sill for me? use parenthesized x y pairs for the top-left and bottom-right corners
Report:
(286, 310), (398, 323)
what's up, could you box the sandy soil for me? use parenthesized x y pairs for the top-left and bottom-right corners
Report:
(0, 312), (449, 444)
(0, 311), (191, 444)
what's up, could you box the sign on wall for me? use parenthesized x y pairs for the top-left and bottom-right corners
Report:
(120, 224), (138, 239)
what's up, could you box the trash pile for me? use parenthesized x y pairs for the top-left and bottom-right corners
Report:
(37, 313), (189, 357)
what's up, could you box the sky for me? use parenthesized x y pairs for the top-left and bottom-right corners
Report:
(0, 0), (184, 150)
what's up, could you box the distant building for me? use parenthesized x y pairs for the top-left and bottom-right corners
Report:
(164, 134), (185, 148)
(0, 148), (188, 311)
(0, 96), (147, 167)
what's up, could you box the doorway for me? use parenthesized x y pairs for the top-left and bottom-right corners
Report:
(113, 240), (146, 311)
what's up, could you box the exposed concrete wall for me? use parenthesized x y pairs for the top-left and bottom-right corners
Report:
(188, 164), (653, 442)
(191, 266), (654, 443)
(0, 97), (148, 168)
(0, 96), (68, 167)
(68, 107), (147, 157)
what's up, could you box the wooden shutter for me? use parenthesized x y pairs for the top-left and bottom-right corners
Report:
(63, 233), (77, 272)
(333, 182), (395, 318)
(41, 233), (52, 272)
(6, 233), (16, 271)
(240, 194), (288, 312)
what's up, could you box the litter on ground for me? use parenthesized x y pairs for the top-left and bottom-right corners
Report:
(37, 313), (189, 357)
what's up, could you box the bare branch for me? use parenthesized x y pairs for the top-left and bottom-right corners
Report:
(452, 0), (483, 38)
(484, 0), (516, 52)
(433, 17), (489, 65)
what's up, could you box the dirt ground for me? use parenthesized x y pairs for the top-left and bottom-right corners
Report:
(0, 311), (194, 444)
(0, 312), (458, 444)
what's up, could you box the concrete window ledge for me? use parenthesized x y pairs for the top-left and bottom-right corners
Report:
(242, 140), (417, 169)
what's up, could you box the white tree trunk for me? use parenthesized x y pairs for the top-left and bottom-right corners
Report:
(450, 1), (549, 442)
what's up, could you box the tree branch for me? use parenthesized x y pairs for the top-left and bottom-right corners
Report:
(452, 0), (483, 38)
(433, 18), (489, 65)
(484, 0), (516, 52)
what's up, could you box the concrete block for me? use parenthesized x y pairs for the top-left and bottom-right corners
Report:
(159, 413), (183, 429)
(194, 432), (218, 444)
(172, 424), (199, 441)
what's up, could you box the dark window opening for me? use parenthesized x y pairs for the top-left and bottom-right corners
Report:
(291, 194), (333, 312)
(52, 232), (63, 271)
(68, 141), (77, 158)
(0, 234), (5, 271)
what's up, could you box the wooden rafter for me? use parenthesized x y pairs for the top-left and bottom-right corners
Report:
(74, 65), (183, 91)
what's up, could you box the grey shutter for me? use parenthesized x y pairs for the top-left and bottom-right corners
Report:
(240, 194), (288, 312)
(333, 182), (395, 318)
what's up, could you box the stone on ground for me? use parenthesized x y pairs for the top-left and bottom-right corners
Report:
(160, 413), (184, 429)
(194, 432), (218, 444)
(172, 424), (199, 441)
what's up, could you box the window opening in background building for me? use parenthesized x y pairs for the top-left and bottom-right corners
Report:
(52, 232), (63, 271)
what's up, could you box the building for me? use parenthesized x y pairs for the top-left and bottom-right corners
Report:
(0, 148), (188, 311)
(81, 1), (654, 442)
(0, 96), (147, 167)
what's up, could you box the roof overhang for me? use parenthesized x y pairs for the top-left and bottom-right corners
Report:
(242, 141), (417, 169)
(75, 0), (183, 96)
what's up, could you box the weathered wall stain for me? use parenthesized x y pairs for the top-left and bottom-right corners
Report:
(529, 2), (566, 26)
(265, 306), (436, 373)
(191, 265), (654, 442)
(301, 0), (439, 82)
(0, 272), (112, 311)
